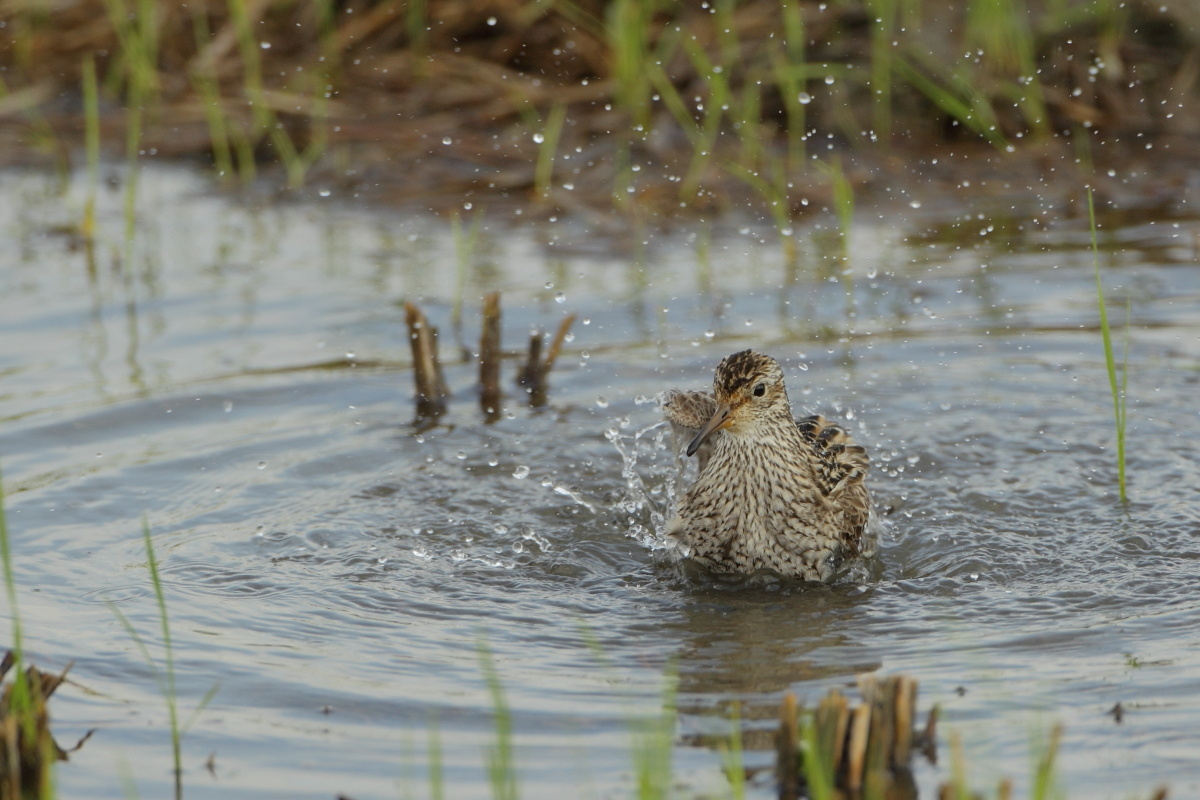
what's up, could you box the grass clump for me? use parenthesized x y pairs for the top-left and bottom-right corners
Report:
(0, 469), (81, 800)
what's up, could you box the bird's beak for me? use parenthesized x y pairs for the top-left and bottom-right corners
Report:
(687, 403), (732, 456)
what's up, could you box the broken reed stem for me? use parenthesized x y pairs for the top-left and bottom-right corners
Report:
(517, 313), (576, 408)
(404, 301), (449, 420)
(780, 673), (934, 799)
(479, 292), (502, 422)
(543, 313), (576, 373)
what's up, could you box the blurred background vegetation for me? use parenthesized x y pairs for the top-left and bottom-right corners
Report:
(1, 0), (1197, 215)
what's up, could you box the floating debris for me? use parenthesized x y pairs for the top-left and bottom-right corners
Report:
(778, 673), (936, 800)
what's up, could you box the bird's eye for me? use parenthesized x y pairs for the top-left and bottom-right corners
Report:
(752, 382), (766, 397)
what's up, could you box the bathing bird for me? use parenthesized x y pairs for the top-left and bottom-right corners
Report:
(662, 350), (875, 580)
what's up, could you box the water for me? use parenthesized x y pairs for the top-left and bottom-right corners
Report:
(2, 166), (1199, 798)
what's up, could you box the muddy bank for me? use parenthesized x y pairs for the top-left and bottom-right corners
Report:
(2, 0), (1199, 218)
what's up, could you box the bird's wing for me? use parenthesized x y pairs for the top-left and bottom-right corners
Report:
(662, 390), (719, 470)
(796, 414), (870, 496)
(661, 389), (717, 430)
(796, 414), (873, 554)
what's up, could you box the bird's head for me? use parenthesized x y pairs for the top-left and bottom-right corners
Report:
(686, 350), (790, 456)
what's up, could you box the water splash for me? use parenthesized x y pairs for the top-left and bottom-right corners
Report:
(605, 411), (692, 556)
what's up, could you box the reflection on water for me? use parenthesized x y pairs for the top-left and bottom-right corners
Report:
(1, 165), (1199, 799)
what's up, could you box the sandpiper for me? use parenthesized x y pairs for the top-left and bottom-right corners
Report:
(662, 350), (875, 580)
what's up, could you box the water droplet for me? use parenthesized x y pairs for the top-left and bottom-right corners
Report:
(442, 136), (452, 145)
(487, 456), (499, 467)
(533, 132), (545, 144)
(456, 450), (467, 460)
(223, 400), (233, 412)
(555, 292), (566, 304)
(596, 396), (609, 408)
(704, 330), (715, 339)
(909, 199), (921, 209)
(486, 15), (497, 25)
(513, 465), (530, 479)
(798, 92), (812, 105)
(318, 189), (331, 198)
(257, 461), (267, 470)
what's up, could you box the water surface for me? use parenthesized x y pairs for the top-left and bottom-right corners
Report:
(2, 166), (1199, 798)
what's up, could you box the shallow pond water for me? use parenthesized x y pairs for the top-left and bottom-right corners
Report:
(2, 165), (1199, 799)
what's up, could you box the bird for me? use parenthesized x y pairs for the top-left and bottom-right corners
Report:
(661, 349), (875, 580)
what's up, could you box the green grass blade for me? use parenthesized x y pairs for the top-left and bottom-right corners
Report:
(1030, 725), (1062, 800)
(82, 55), (100, 240)
(181, 681), (221, 734)
(1088, 187), (1128, 502)
(0, 467), (32, 714)
(534, 103), (568, 201)
(428, 712), (445, 800)
(108, 602), (166, 695)
(632, 664), (677, 800)
(720, 701), (745, 800)
(799, 710), (835, 800)
(477, 636), (518, 800)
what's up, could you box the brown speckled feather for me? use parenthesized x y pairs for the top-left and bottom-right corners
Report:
(662, 389), (719, 471)
(663, 351), (875, 579)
